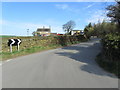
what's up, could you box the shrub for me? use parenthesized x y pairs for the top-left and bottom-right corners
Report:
(101, 33), (120, 61)
(97, 33), (120, 78)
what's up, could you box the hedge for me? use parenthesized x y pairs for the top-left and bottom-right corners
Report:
(97, 33), (120, 78)
(2, 35), (87, 52)
(101, 33), (120, 61)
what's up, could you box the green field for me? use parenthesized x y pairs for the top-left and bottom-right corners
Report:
(0, 35), (16, 38)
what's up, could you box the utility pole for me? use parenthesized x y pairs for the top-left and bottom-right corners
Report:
(27, 29), (29, 36)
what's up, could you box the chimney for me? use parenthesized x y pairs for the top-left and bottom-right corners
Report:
(49, 26), (51, 32)
(43, 26), (45, 30)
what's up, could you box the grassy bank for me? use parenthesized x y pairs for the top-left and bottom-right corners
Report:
(1, 35), (87, 60)
(95, 53), (120, 78)
(1, 44), (62, 60)
(95, 34), (120, 78)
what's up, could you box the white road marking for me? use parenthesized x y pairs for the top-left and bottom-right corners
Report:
(59, 50), (79, 53)
(80, 62), (87, 65)
(0, 61), (2, 66)
(0, 59), (13, 66)
(6, 59), (12, 62)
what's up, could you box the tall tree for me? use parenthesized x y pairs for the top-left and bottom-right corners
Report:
(106, 1), (120, 31)
(63, 20), (76, 34)
(84, 22), (94, 39)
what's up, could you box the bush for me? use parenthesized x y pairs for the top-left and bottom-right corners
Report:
(54, 35), (87, 46)
(101, 33), (120, 61)
(96, 53), (120, 78)
(96, 33), (120, 78)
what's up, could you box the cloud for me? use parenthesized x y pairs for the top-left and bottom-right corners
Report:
(86, 4), (93, 8)
(0, 20), (2, 25)
(85, 3), (95, 9)
(86, 10), (110, 23)
(55, 4), (81, 14)
(55, 4), (69, 10)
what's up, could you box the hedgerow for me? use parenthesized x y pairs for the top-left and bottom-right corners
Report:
(2, 35), (87, 52)
(96, 33), (120, 78)
(101, 33), (120, 61)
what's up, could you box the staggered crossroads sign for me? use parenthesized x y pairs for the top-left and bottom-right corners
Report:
(8, 39), (22, 52)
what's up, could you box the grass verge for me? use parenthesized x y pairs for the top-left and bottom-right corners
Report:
(1, 40), (85, 61)
(95, 53), (120, 78)
(1, 44), (62, 61)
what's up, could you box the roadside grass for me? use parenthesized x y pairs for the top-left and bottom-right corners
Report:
(1, 44), (62, 61)
(1, 41), (83, 61)
(95, 53), (120, 78)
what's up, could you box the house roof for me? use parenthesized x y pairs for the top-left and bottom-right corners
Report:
(37, 28), (50, 32)
(71, 30), (83, 31)
(51, 33), (57, 35)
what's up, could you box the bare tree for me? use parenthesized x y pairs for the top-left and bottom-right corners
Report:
(63, 20), (76, 34)
(32, 31), (36, 36)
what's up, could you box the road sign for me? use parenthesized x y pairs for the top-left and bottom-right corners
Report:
(8, 39), (22, 52)
(8, 39), (21, 46)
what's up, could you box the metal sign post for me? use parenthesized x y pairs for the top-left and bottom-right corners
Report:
(17, 39), (21, 51)
(17, 44), (19, 51)
(10, 44), (12, 53)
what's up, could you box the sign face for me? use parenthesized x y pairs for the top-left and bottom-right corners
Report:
(8, 39), (21, 46)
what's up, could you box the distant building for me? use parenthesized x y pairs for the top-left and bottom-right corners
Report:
(33, 26), (64, 36)
(50, 33), (64, 36)
(35, 26), (51, 36)
(57, 33), (64, 36)
(70, 30), (84, 35)
(50, 33), (57, 36)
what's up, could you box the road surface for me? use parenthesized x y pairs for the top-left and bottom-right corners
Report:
(2, 38), (118, 88)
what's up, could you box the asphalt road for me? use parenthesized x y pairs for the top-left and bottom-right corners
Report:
(2, 38), (118, 88)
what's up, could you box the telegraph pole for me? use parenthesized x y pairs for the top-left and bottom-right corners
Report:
(27, 29), (29, 36)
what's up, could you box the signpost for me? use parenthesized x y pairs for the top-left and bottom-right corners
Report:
(8, 39), (22, 52)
